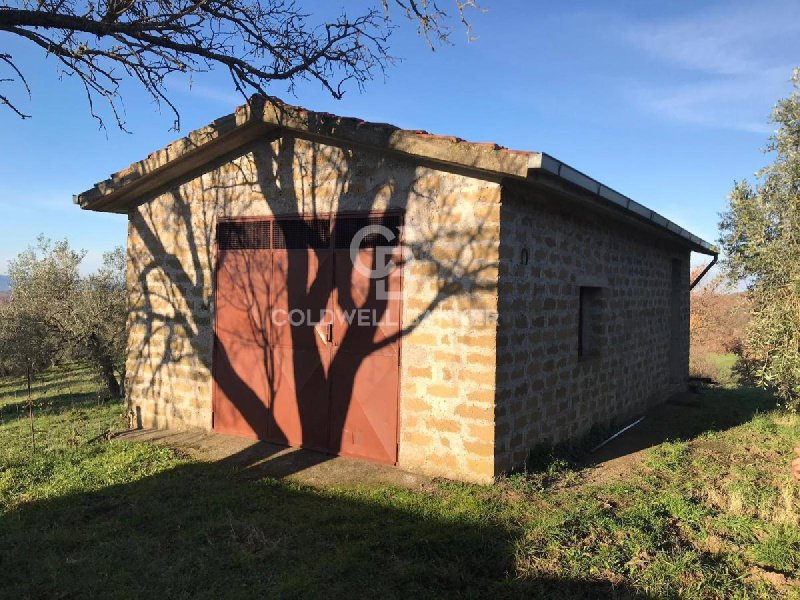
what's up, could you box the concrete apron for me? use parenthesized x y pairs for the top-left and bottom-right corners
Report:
(115, 429), (432, 490)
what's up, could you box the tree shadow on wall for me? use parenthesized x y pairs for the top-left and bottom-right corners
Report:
(126, 106), (502, 475)
(0, 444), (657, 599)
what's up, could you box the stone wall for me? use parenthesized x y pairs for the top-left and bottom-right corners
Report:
(123, 130), (693, 483)
(125, 133), (501, 482)
(494, 184), (690, 473)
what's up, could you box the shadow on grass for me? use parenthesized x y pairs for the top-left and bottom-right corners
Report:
(0, 391), (106, 426)
(584, 387), (777, 466)
(0, 444), (657, 599)
(525, 387), (778, 474)
(0, 364), (98, 406)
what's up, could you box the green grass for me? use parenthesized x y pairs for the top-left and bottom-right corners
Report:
(1, 366), (799, 598)
(708, 352), (739, 384)
(690, 351), (740, 386)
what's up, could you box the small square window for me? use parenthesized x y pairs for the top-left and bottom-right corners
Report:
(579, 286), (603, 358)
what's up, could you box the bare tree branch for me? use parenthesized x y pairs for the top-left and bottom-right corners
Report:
(0, 1), (478, 129)
(0, 51), (31, 117)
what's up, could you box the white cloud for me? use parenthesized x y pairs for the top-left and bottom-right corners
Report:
(620, 1), (800, 132)
(629, 70), (786, 134)
(625, 2), (800, 76)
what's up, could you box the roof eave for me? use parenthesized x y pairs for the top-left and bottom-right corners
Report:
(526, 152), (718, 256)
(75, 109), (277, 213)
(75, 96), (717, 255)
(76, 96), (533, 213)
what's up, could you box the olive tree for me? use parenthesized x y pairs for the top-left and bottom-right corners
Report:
(74, 248), (127, 397)
(719, 68), (800, 409)
(0, 303), (56, 452)
(7, 237), (126, 397)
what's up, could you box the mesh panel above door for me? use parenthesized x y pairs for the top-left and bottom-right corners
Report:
(333, 214), (402, 249)
(218, 221), (270, 250)
(273, 219), (331, 249)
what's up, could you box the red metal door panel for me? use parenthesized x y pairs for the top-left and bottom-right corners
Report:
(269, 247), (333, 450)
(213, 215), (401, 465)
(333, 249), (402, 354)
(329, 352), (399, 463)
(271, 347), (330, 450)
(270, 248), (333, 351)
(213, 248), (273, 438)
(330, 247), (401, 464)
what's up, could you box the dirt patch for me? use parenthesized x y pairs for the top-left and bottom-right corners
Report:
(119, 387), (770, 491)
(581, 448), (649, 487)
(748, 566), (800, 595)
(579, 389), (759, 487)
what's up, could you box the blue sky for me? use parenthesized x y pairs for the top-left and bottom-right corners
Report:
(1, 0), (798, 274)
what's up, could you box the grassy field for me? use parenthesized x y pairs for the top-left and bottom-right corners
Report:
(690, 351), (740, 387)
(707, 352), (738, 380)
(1, 366), (799, 598)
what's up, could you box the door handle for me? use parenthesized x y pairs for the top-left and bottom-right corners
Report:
(315, 323), (334, 345)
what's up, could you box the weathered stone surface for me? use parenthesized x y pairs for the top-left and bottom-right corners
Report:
(76, 95), (532, 212)
(121, 128), (691, 485)
(125, 133), (499, 483)
(493, 185), (690, 473)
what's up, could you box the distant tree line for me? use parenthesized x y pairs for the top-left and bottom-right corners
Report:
(690, 268), (750, 356)
(689, 267), (751, 385)
(0, 236), (126, 398)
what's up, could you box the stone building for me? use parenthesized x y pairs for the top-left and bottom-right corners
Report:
(76, 96), (716, 483)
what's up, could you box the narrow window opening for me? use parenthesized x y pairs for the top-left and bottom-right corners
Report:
(579, 286), (603, 358)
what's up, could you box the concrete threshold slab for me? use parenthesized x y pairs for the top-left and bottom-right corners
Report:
(116, 428), (431, 490)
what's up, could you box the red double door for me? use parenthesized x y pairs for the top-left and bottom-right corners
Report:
(213, 216), (402, 464)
